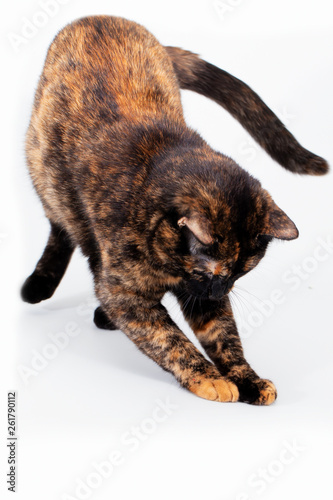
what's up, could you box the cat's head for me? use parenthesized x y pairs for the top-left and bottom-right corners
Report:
(155, 153), (298, 300)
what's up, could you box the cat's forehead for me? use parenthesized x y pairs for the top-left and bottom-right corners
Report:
(196, 172), (266, 221)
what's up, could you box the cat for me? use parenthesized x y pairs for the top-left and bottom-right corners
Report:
(21, 15), (328, 405)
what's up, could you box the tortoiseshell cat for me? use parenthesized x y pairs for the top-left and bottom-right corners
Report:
(22, 16), (328, 405)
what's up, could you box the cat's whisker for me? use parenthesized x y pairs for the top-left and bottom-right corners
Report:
(167, 297), (186, 322)
(231, 289), (253, 317)
(236, 290), (257, 314)
(230, 292), (248, 320)
(234, 285), (266, 307)
(183, 294), (193, 313)
(190, 295), (197, 321)
(229, 293), (242, 319)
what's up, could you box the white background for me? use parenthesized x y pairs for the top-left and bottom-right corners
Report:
(1, 1), (333, 499)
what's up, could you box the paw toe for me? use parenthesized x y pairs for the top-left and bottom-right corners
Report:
(189, 378), (239, 402)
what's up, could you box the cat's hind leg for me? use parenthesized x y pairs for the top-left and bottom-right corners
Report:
(21, 222), (75, 304)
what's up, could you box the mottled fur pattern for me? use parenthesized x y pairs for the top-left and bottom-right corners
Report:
(22, 16), (328, 404)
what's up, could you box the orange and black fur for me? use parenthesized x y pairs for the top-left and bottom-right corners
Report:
(22, 16), (328, 405)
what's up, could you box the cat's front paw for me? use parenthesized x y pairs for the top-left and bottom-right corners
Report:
(238, 378), (277, 406)
(188, 377), (239, 402)
(256, 379), (277, 405)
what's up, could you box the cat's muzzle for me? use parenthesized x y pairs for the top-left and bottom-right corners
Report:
(208, 275), (230, 301)
(187, 274), (232, 301)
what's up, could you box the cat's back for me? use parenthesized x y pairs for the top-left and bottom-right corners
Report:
(25, 16), (186, 242)
(33, 16), (182, 124)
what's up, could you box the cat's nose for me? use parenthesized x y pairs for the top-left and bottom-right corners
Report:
(209, 276), (228, 300)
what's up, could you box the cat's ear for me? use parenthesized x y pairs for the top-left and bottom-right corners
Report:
(263, 202), (299, 240)
(177, 214), (213, 245)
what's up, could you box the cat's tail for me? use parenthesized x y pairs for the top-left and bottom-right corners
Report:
(165, 46), (328, 176)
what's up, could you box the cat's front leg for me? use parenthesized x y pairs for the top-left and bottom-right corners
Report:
(97, 286), (239, 403)
(178, 293), (277, 405)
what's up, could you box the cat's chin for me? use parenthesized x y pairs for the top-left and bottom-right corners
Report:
(183, 289), (227, 302)
(186, 285), (234, 302)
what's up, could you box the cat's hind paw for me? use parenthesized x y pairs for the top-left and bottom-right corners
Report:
(93, 306), (117, 330)
(21, 273), (58, 303)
